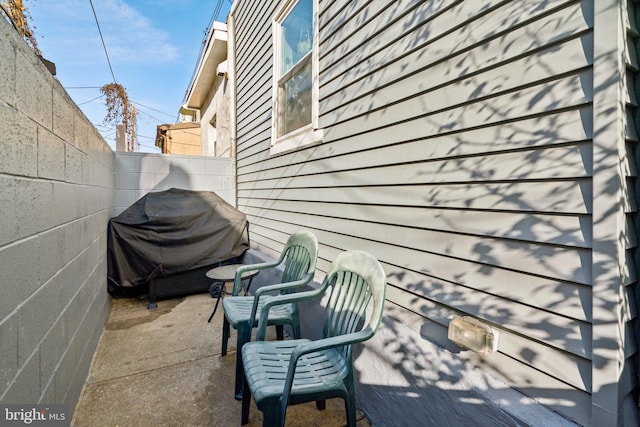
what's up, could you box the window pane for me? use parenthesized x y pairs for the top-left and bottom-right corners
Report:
(278, 59), (312, 136)
(280, 0), (313, 77)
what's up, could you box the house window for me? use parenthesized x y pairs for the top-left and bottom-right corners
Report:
(272, 0), (322, 154)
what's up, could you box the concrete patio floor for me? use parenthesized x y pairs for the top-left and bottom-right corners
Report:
(71, 292), (371, 426)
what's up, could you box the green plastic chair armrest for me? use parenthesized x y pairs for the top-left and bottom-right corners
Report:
(252, 273), (313, 298)
(291, 329), (373, 360)
(231, 261), (281, 295)
(255, 283), (329, 340)
(248, 273), (314, 329)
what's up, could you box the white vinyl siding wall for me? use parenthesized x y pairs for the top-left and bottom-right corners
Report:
(621, 0), (640, 424)
(232, 1), (640, 425)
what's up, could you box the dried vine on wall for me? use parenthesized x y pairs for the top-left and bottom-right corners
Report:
(0, 0), (40, 55)
(101, 83), (138, 151)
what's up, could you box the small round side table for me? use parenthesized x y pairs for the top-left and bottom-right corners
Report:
(206, 264), (259, 322)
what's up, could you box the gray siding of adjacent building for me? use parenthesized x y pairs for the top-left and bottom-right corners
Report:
(232, 1), (640, 425)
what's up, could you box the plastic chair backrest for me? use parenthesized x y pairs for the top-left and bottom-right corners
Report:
(321, 250), (386, 359)
(278, 231), (319, 294)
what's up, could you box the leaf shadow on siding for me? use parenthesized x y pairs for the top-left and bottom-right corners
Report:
(324, 3), (637, 425)
(266, 0), (640, 424)
(345, 37), (633, 424)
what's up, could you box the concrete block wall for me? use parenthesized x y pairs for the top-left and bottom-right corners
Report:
(114, 152), (235, 215)
(0, 18), (113, 407)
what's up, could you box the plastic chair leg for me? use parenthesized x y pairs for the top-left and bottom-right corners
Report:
(261, 406), (285, 427)
(241, 377), (251, 425)
(276, 324), (284, 340)
(221, 317), (230, 356)
(235, 325), (251, 399)
(345, 395), (357, 427)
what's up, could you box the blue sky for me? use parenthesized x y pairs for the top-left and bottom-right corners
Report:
(28, 0), (231, 152)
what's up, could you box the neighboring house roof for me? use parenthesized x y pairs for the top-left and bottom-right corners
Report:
(182, 21), (227, 111)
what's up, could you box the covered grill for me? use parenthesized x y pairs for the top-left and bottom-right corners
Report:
(107, 188), (249, 307)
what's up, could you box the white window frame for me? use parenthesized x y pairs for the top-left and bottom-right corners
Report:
(271, 0), (322, 155)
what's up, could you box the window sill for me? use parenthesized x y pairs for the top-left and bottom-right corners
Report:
(270, 125), (323, 156)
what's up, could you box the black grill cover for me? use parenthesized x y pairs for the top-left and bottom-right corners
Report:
(107, 188), (249, 297)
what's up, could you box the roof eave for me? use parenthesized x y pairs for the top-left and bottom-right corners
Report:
(183, 22), (228, 110)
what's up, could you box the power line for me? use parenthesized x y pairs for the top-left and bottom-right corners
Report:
(131, 101), (176, 119)
(137, 143), (161, 150)
(78, 94), (105, 106)
(135, 108), (166, 124)
(88, 0), (117, 83)
(184, 1), (229, 103)
(211, 0), (224, 23)
(91, 123), (114, 131)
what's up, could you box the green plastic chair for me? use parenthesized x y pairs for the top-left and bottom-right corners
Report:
(221, 230), (319, 399)
(240, 250), (387, 427)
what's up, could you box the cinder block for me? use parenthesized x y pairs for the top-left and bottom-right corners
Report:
(1, 349), (41, 404)
(63, 286), (88, 342)
(72, 247), (93, 290)
(169, 155), (195, 173)
(14, 178), (54, 236)
(83, 215), (103, 249)
(97, 139), (115, 167)
(140, 153), (171, 174)
(61, 291), (107, 405)
(79, 184), (96, 218)
(38, 317), (67, 395)
(95, 163), (115, 189)
(63, 343), (91, 407)
(65, 144), (83, 184)
(221, 176), (234, 191)
(0, 315), (19, 393)
(69, 186), (91, 220)
(37, 227), (67, 286)
(81, 154), (92, 186)
(53, 337), (79, 403)
(73, 113), (90, 153)
(115, 171), (142, 190)
(51, 181), (75, 226)
(0, 176), (18, 246)
(0, 20), (16, 107)
(37, 128), (66, 181)
(95, 256), (109, 287)
(15, 49), (53, 130)
(0, 237), (40, 320)
(204, 157), (234, 175)
(189, 174), (226, 191)
(0, 102), (38, 178)
(139, 172), (163, 190)
(17, 276), (63, 365)
(39, 373), (56, 404)
(153, 172), (190, 190)
(115, 152), (142, 173)
(53, 88), (74, 143)
(63, 220), (83, 264)
(96, 186), (115, 213)
(114, 189), (139, 213)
